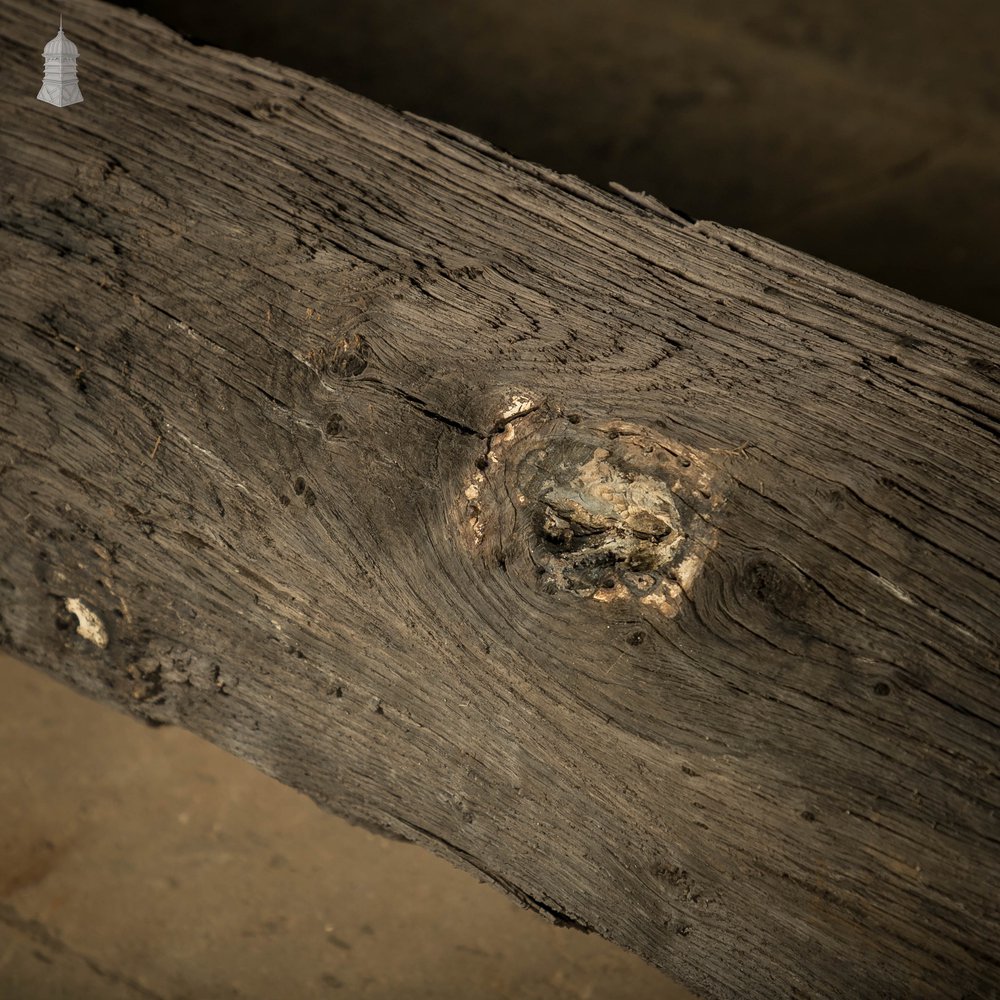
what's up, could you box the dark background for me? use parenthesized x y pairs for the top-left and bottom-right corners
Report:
(108, 0), (1000, 326)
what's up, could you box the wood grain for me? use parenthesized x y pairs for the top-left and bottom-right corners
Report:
(1, 2), (998, 997)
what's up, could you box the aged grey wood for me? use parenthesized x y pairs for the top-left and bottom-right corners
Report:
(1, 2), (998, 997)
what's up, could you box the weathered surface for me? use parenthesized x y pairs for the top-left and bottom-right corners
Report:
(116, 0), (1000, 327)
(1, 2), (998, 998)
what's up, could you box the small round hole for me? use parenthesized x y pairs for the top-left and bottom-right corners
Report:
(293, 477), (306, 495)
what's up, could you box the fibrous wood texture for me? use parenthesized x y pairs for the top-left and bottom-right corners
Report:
(1, 2), (998, 997)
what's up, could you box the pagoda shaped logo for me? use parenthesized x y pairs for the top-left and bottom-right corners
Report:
(37, 17), (84, 108)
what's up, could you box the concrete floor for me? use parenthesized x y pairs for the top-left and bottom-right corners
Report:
(0, 654), (692, 999)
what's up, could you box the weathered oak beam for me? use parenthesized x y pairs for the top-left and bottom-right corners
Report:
(1, 2), (998, 997)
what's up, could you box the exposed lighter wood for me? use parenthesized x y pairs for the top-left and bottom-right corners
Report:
(1, 2), (998, 998)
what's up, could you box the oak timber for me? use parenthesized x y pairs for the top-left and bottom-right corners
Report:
(1, 2), (998, 997)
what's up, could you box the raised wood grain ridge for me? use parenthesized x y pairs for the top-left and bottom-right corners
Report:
(1, 2), (998, 997)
